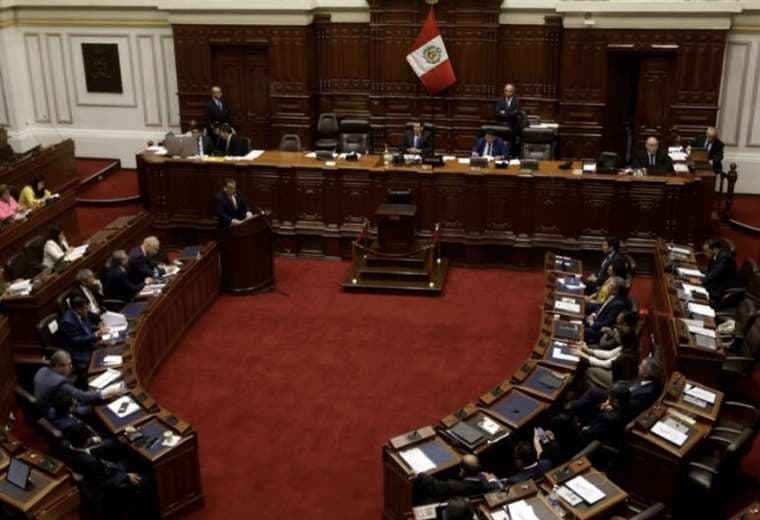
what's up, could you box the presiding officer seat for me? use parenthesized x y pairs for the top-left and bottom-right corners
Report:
(339, 119), (370, 154)
(279, 134), (302, 152)
(597, 152), (621, 171)
(314, 113), (340, 151)
(521, 127), (555, 160)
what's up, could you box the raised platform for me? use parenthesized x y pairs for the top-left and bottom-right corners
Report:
(342, 243), (449, 295)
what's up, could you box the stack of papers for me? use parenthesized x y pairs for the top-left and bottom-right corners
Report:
(684, 384), (717, 404)
(163, 265), (180, 277)
(677, 267), (704, 278)
(684, 322), (716, 338)
(674, 163), (690, 173)
(566, 475), (606, 505)
(146, 145), (168, 155)
(478, 416), (501, 436)
(89, 368), (121, 390)
(8, 279), (32, 296)
(555, 299), (581, 314)
(139, 283), (165, 297)
(553, 347), (580, 363)
(106, 395), (140, 419)
(457, 158), (471, 165)
(651, 419), (689, 446)
(509, 159), (521, 166)
(508, 500), (540, 520)
(583, 163), (597, 172)
(442, 155), (457, 162)
(63, 245), (89, 262)
(669, 151), (688, 161)
(102, 311), (128, 332)
(688, 302), (715, 318)
(682, 283), (709, 298)
(102, 355), (123, 367)
(399, 447), (436, 473)
(243, 150), (265, 161)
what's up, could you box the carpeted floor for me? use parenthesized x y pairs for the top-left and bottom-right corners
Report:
(74, 158), (118, 183)
(732, 195), (760, 229)
(78, 169), (139, 201)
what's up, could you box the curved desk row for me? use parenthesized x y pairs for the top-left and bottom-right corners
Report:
(137, 152), (714, 265)
(382, 250), (723, 520)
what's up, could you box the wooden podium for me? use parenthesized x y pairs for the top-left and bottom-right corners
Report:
(219, 214), (274, 293)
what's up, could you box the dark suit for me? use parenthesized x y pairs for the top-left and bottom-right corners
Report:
(595, 251), (622, 285)
(70, 284), (104, 324)
(33, 366), (101, 429)
(215, 191), (251, 228)
(59, 309), (98, 370)
(632, 150), (674, 173)
(401, 129), (434, 156)
(206, 97), (231, 127)
(473, 137), (508, 158)
(691, 134), (724, 172)
(629, 378), (661, 415)
(582, 406), (631, 444)
(703, 249), (738, 303)
(505, 459), (553, 485)
(127, 247), (160, 285)
(216, 135), (250, 157)
(495, 96), (521, 130)
(102, 265), (144, 303)
(414, 473), (501, 505)
(586, 295), (631, 344)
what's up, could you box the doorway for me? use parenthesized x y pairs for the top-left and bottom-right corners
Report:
(211, 45), (270, 148)
(604, 52), (639, 163)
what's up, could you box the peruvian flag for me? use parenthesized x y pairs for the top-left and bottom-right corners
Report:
(406, 9), (456, 95)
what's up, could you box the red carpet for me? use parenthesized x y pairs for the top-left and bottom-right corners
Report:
(732, 195), (760, 229)
(74, 158), (118, 183)
(77, 169), (139, 201)
(150, 260), (547, 519)
(75, 203), (143, 238)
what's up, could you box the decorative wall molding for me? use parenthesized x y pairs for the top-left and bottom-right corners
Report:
(23, 32), (51, 123)
(69, 33), (137, 107)
(45, 33), (73, 123)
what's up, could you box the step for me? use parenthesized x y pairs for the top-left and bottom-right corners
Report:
(342, 259), (449, 295)
(357, 265), (430, 282)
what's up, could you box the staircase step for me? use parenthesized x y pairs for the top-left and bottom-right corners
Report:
(357, 265), (430, 281)
(342, 259), (449, 295)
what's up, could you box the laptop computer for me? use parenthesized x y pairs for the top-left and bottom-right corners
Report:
(7, 458), (31, 490)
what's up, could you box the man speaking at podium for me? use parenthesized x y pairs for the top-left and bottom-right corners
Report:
(216, 178), (254, 228)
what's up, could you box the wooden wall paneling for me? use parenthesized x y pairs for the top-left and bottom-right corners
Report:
(484, 175), (518, 236)
(0, 317), (14, 425)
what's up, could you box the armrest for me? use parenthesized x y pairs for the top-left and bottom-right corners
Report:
(631, 502), (666, 520)
(724, 355), (756, 362)
(723, 401), (758, 413)
(686, 461), (719, 475)
(14, 385), (36, 405)
(572, 440), (601, 459)
(36, 417), (63, 440)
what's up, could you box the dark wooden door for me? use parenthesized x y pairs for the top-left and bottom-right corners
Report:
(633, 53), (675, 148)
(603, 52), (640, 161)
(211, 45), (270, 148)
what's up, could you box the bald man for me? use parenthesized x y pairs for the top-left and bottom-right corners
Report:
(207, 85), (232, 130)
(632, 137), (674, 173)
(495, 83), (522, 157)
(127, 236), (164, 285)
(413, 454), (501, 505)
(691, 126), (724, 172)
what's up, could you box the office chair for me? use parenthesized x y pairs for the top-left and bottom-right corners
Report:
(279, 134), (302, 152)
(314, 113), (340, 151)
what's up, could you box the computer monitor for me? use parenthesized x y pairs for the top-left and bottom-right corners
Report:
(7, 458), (31, 490)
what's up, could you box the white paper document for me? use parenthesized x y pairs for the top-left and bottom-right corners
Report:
(478, 416), (501, 436)
(399, 447), (436, 474)
(684, 384), (716, 404)
(243, 150), (265, 161)
(688, 302), (715, 318)
(102, 311), (128, 331)
(674, 163), (690, 173)
(667, 244), (691, 255)
(102, 355), (123, 367)
(668, 146), (684, 153)
(8, 279), (32, 295)
(651, 420), (688, 446)
(106, 395), (140, 419)
(553, 347), (580, 363)
(685, 323), (716, 338)
(677, 267), (704, 278)
(582, 163), (597, 172)
(489, 511), (509, 520)
(458, 158), (471, 165)
(556, 485), (583, 506)
(89, 368), (121, 390)
(507, 500), (540, 520)
(442, 155), (457, 162)
(566, 475), (606, 505)
(412, 504), (440, 520)
(509, 159), (521, 166)
(305, 152), (317, 158)
(682, 283), (709, 297)
(669, 151), (688, 161)
(63, 245), (89, 262)
(555, 300), (581, 314)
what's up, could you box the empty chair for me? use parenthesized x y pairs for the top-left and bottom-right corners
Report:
(279, 134), (302, 152)
(24, 235), (46, 274)
(722, 314), (760, 377)
(597, 152), (621, 170)
(526, 114), (542, 127)
(521, 127), (555, 160)
(6, 251), (31, 280)
(314, 113), (339, 151)
(339, 119), (370, 154)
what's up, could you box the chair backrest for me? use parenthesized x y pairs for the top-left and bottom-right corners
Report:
(339, 119), (370, 153)
(480, 125), (513, 143)
(739, 258), (759, 287)
(24, 235), (46, 273)
(736, 297), (760, 335)
(279, 134), (302, 152)
(56, 288), (76, 314)
(316, 113), (339, 138)
(597, 152), (621, 170)
(629, 502), (666, 520)
(36, 313), (61, 348)
(6, 251), (31, 280)
(742, 315), (760, 359)
(526, 114), (542, 127)
(747, 270), (760, 302)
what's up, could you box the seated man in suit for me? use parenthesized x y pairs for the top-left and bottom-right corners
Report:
(585, 277), (631, 344)
(60, 423), (153, 519)
(472, 130), (508, 160)
(216, 124), (250, 157)
(401, 121), (434, 157)
(632, 137), (674, 173)
(585, 236), (622, 294)
(59, 297), (105, 372)
(216, 178), (255, 228)
(495, 83), (521, 156)
(72, 268), (105, 325)
(701, 239), (739, 307)
(102, 250), (144, 303)
(503, 441), (553, 485)
(34, 350), (122, 430)
(207, 85), (232, 130)
(579, 381), (633, 445)
(413, 454), (500, 505)
(690, 126), (724, 173)
(127, 236), (164, 285)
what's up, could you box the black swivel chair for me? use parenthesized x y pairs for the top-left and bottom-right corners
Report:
(521, 127), (555, 160)
(279, 134), (302, 152)
(597, 152), (621, 171)
(24, 235), (46, 275)
(314, 113), (340, 151)
(339, 119), (370, 154)
(6, 251), (31, 280)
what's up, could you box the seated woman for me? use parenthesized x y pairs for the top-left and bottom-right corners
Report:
(0, 184), (22, 222)
(573, 326), (640, 390)
(18, 175), (51, 209)
(42, 225), (70, 270)
(585, 257), (629, 306)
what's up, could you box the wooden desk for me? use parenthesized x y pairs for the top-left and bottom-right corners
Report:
(438, 403), (512, 468)
(383, 426), (462, 520)
(479, 383), (548, 430)
(480, 494), (562, 520)
(533, 335), (581, 373)
(662, 372), (724, 423)
(512, 361), (572, 403)
(2, 212), (150, 358)
(544, 288), (586, 320)
(554, 470), (627, 520)
(540, 311), (584, 343)
(0, 140), (78, 197)
(0, 317), (13, 425)
(138, 152), (714, 264)
(0, 190), (79, 267)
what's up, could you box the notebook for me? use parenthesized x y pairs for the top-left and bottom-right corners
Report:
(449, 422), (485, 449)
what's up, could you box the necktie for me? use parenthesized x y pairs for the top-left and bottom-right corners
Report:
(230, 195), (237, 209)
(706, 141), (711, 152)
(216, 98), (222, 110)
(414, 135), (419, 150)
(485, 143), (492, 157)
(649, 153), (655, 167)
(507, 97), (511, 107)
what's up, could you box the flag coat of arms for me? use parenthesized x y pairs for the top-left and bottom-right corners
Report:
(406, 9), (457, 95)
